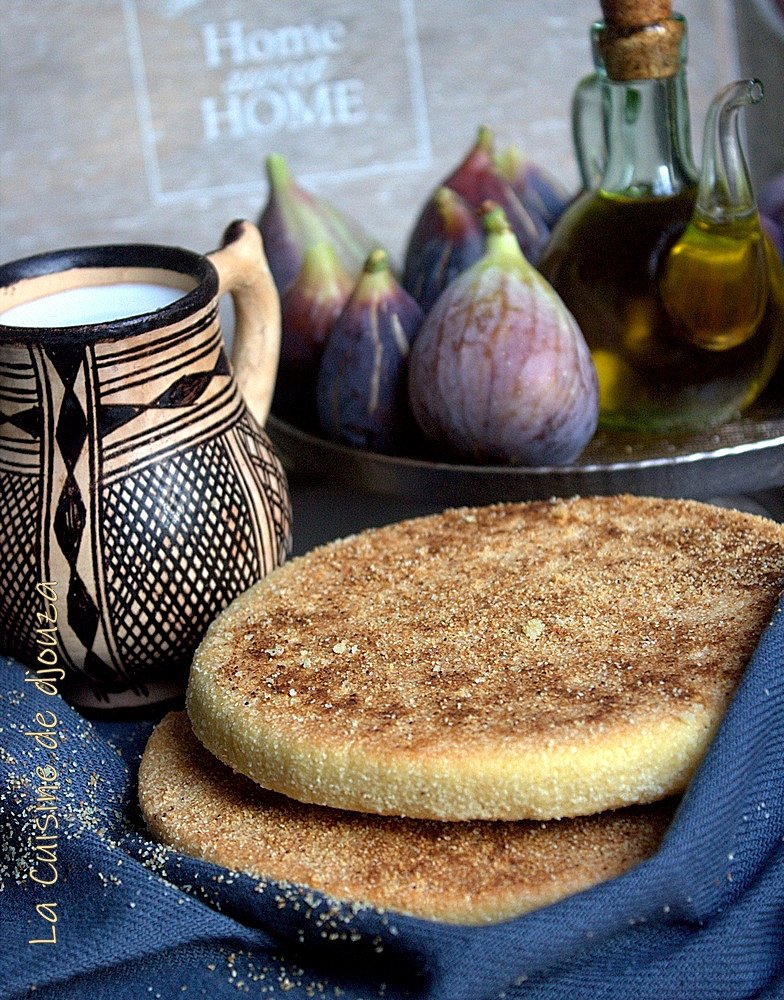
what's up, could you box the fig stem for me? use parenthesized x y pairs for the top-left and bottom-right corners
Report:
(266, 153), (292, 190)
(433, 187), (455, 212)
(364, 248), (390, 274)
(480, 204), (529, 265)
(481, 203), (511, 236)
(495, 145), (524, 181)
(301, 242), (341, 272)
(476, 124), (495, 155)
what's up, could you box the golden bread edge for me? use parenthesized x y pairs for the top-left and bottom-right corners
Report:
(138, 712), (674, 924)
(187, 600), (721, 821)
(185, 495), (784, 821)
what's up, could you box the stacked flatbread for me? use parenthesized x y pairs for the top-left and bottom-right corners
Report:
(139, 495), (784, 923)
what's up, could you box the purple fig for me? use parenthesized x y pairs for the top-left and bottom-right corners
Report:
(405, 126), (541, 267)
(408, 204), (598, 466)
(317, 249), (424, 453)
(759, 172), (784, 261)
(762, 214), (784, 261)
(402, 187), (485, 313)
(759, 171), (784, 222)
(273, 243), (353, 428)
(258, 153), (378, 294)
(495, 144), (574, 232)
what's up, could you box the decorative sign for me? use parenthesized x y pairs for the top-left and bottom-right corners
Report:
(0, 0), (739, 265)
(122, 0), (432, 203)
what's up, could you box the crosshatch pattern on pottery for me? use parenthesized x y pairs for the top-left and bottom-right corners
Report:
(0, 301), (292, 700)
(0, 356), (42, 665)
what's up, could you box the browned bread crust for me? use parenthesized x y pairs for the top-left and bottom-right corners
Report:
(139, 712), (675, 924)
(186, 495), (784, 820)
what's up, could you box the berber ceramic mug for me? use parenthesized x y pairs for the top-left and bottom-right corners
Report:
(0, 220), (292, 710)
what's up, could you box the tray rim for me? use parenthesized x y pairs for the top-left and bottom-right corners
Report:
(266, 412), (784, 502)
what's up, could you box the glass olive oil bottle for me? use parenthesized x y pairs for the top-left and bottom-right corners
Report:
(539, 3), (784, 434)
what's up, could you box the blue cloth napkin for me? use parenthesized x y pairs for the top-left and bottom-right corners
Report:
(2, 595), (784, 1000)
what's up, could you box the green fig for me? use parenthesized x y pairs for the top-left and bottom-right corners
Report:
(408, 204), (598, 466)
(258, 154), (378, 294)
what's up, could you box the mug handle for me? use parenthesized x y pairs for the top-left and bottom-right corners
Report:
(208, 219), (281, 427)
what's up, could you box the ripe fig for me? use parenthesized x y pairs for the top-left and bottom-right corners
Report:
(402, 187), (485, 313)
(762, 215), (784, 261)
(273, 243), (353, 429)
(496, 144), (574, 233)
(258, 153), (378, 294)
(317, 249), (424, 453)
(759, 172), (784, 261)
(408, 205), (598, 466)
(404, 126), (540, 268)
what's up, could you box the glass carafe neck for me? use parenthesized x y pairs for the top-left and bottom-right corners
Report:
(591, 14), (698, 197)
(601, 74), (698, 196)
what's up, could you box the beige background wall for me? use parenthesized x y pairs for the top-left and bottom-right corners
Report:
(0, 1), (760, 269)
(734, 0), (784, 188)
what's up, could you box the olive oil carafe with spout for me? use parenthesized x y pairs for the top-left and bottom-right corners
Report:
(539, 0), (784, 435)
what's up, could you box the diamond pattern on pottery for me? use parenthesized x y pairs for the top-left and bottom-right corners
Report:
(0, 405), (43, 440)
(43, 344), (118, 686)
(1, 283), (291, 706)
(0, 471), (42, 663)
(101, 437), (263, 675)
(97, 340), (228, 437)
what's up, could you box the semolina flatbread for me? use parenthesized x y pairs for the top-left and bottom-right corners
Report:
(138, 711), (675, 924)
(186, 495), (784, 821)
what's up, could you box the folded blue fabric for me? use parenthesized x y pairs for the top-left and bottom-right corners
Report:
(2, 596), (784, 1000)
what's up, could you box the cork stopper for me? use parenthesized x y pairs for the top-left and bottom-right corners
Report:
(600, 0), (672, 29)
(598, 0), (683, 81)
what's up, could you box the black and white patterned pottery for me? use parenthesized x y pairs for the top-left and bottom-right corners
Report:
(0, 221), (292, 709)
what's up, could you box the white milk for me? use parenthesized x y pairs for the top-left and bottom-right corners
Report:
(0, 282), (185, 327)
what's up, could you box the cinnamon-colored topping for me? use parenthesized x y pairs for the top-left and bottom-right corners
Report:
(139, 712), (675, 924)
(186, 496), (784, 821)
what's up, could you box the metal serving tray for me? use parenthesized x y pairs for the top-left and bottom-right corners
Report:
(267, 400), (784, 509)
